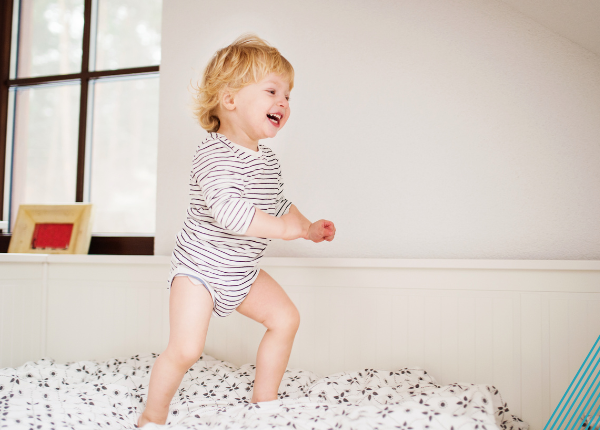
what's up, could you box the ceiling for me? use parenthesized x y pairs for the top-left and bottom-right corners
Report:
(500, 0), (600, 58)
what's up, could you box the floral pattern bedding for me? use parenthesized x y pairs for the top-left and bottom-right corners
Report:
(0, 352), (527, 429)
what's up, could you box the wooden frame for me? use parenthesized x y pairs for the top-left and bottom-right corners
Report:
(8, 204), (93, 254)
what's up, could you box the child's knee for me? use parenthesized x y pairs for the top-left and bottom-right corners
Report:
(268, 305), (300, 334)
(288, 306), (300, 333)
(166, 344), (203, 369)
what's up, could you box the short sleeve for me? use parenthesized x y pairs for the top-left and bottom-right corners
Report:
(196, 156), (256, 234)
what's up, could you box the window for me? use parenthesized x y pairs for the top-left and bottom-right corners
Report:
(0, 0), (161, 254)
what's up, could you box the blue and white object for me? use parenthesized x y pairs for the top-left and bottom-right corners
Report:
(545, 336), (600, 430)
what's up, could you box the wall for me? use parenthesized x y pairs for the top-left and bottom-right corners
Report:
(1, 254), (600, 430)
(155, 0), (600, 259)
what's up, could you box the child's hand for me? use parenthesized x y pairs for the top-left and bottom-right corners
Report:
(307, 220), (336, 243)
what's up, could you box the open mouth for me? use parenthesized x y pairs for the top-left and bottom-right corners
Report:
(267, 113), (282, 126)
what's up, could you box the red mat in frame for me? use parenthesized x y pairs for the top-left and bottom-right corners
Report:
(31, 223), (74, 250)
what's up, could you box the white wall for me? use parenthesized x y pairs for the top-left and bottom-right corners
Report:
(499, 0), (600, 58)
(156, 0), (600, 259)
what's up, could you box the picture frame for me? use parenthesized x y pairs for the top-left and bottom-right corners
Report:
(8, 204), (94, 254)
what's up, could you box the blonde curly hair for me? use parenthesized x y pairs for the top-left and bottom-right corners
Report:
(192, 34), (295, 132)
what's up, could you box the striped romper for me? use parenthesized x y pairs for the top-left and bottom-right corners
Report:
(168, 132), (292, 317)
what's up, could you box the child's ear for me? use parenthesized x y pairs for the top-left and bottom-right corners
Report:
(221, 89), (236, 111)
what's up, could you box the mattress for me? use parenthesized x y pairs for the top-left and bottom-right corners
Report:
(0, 352), (527, 429)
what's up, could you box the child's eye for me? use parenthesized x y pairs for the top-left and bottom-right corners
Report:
(268, 90), (276, 95)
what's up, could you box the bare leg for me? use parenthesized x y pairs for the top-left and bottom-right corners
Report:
(137, 277), (213, 427)
(236, 270), (300, 402)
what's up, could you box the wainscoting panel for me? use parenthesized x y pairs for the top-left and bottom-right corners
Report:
(0, 259), (45, 368)
(45, 260), (170, 363)
(520, 292), (600, 428)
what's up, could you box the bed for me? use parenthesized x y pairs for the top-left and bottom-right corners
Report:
(0, 351), (525, 429)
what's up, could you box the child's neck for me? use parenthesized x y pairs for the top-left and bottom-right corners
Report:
(216, 125), (259, 152)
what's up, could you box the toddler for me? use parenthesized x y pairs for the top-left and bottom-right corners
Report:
(137, 34), (336, 427)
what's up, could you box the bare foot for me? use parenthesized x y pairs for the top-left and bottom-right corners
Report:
(137, 412), (165, 428)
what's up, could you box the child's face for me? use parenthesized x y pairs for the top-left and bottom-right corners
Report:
(225, 73), (291, 142)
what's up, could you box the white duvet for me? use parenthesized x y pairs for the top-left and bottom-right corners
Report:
(0, 352), (527, 429)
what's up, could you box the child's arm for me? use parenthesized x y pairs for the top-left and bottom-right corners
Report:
(245, 204), (336, 242)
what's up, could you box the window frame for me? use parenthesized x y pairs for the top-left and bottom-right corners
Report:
(0, 0), (159, 254)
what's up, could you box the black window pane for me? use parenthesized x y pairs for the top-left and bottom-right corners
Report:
(16, 0), (84, 78)
(93, 0), (162, 71)
(10, 84), (81, 229)
(88, 77), (158, 233)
